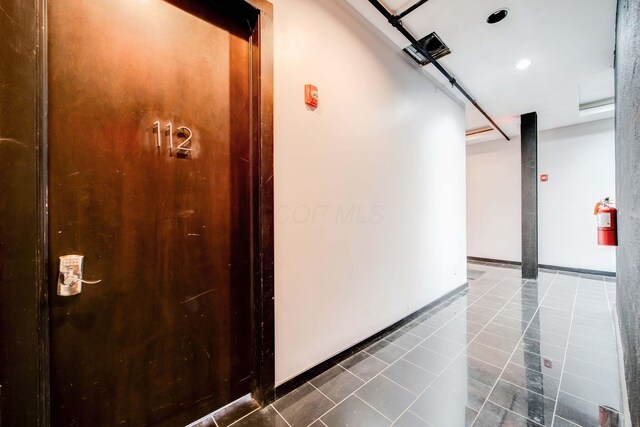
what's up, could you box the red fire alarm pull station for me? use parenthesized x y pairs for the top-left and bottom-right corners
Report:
(540, 173), (548, 182)
(305, 84), (318, 108)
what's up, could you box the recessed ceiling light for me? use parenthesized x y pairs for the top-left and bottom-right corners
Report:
(516, 59), (532, 70)
(487, 8), (509, 24)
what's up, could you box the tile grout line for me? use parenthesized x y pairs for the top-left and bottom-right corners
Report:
(388, 272), (525, 425)
(470, 270), (561, 426)
(555, 415), (581, 426)
(351, 394), (394, 422)
(406, 408), (434, 426)
(270, 404), (293, 427)
(399, 353), (450, 374)
(488, 399), (544, 426)
(379, 373), (421, 397)
(549, 273), (580, 427)
(307, 381), (337, 405)
(301, 271), (514, 427)
(225, 407), (261, 427)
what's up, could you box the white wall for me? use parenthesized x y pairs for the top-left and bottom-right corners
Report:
(466, 140), (522, 262)
(467, 118), (616, 272)
(273, 0), (467, 385)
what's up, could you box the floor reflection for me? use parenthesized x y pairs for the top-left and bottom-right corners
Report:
(188, 263), (624, 427)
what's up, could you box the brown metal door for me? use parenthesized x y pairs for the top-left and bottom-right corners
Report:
(48, 0), (254, 425)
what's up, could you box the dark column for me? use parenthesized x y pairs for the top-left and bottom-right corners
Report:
(615, 0), (640, 424)
(521, 112), (538, 279)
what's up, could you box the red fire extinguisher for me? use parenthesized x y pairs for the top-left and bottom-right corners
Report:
(594, 197), (617, 246)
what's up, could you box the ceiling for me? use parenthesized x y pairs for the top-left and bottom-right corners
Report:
(344, 0), (617, 143)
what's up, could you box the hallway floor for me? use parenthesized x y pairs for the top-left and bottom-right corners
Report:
(193, 263), (624, 427)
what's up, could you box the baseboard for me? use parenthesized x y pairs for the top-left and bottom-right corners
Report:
(539, 264), (616, 278)
(467, 256), (521, 266)
(273, 282), (469, 399)
(467, 256), (616, 278)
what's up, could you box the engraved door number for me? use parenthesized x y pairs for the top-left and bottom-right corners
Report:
(153, 121), (193, 157)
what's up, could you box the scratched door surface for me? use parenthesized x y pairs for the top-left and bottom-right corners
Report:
(48, 0), (253, 425)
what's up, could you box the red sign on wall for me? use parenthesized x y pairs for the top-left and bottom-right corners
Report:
(540, 173), (549, 182)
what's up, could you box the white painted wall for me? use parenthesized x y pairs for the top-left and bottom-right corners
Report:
(467, 118), (616, 272)
(538, 119), (616, 272)
(273, 0), (467, 385)
(466, 139), (522, 262)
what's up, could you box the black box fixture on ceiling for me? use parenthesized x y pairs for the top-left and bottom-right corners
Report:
(404, 32), (451, 67)
(367, 0), (510, 141)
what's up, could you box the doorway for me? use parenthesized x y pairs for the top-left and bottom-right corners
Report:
(45, 0), (273, 425)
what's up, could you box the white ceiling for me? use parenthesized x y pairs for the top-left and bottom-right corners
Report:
(344, 0), (617, 143)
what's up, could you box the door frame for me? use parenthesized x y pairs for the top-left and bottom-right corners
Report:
(34, 0), (275, 424)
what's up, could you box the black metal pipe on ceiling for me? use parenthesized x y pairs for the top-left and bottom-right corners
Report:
(368, 0), (511, 141)
(395, 0), (431, 20)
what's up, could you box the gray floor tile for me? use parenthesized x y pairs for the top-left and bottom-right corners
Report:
(356, 375), (415, 420)
(449, 354), (503, 387)
(420, 334), (466, 358)
(322, 395), (390, 427)
(555, 391), (621, 427)
(366, 340), (407, 364)
(466, 340), (512, 367)
(509, 347), (563, 379)
(229, 406), (288, 427)
(214, 396), (260, 427)
(435, 325), (476, 342)
(392, 411), (429, 426)
(518, 338), (566, 362)
(409, 387), (477, 427)
(473, 401), (542, 427)
(568, 331), (618, 354)
(563, 356), (620, 390)
(340, 351), (388, 382)
(552, 416), (580, 426)
(272, 383), (335, 427)
(403, 346), (451, 375)
(499, 362), (559, 400)
(487, 380), (555, 426)
(565, 343), (618, 369)
(431, 368), (492, 411)
(382, 359), (436, 395)
(310, 365), (365, 404)
(524, 327), (569, 347)
(385, 330), (424, 350)
(475, 329), (522, 351)
(559, 372), (622, 412)
(446, 316), (486, 335)
(401, 321), (438, 339)
(253, 265), (626, 427)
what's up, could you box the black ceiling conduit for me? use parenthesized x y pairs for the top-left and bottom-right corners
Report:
(394, 0), (431, 21)
(369, 0), (511, 141)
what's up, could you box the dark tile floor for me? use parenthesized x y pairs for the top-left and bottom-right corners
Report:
(189, 262), (624, 427)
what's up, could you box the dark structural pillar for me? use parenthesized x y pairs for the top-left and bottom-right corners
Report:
(521, 112), (538, 279)
(615, 0), (640, 424)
